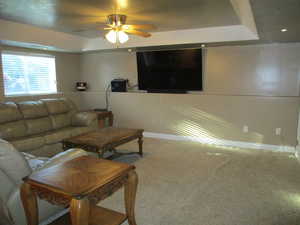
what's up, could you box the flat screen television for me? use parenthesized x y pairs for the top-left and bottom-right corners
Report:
(137, 49), (203, 93)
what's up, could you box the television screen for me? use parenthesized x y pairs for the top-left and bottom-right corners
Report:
(137, 49), (203, 92)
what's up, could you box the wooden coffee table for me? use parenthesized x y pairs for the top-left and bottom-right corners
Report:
(21, 156), (138, 225)
(62, 127), (144, 159)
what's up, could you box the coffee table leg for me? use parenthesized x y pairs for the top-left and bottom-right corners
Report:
(125, 171), (138, 225)
(62, 142), (67, 151)
(109, 113), (114, 126)
(138, 136), (143, 157)
(70, 198), (90, 225)
(20, 183), (38, 225)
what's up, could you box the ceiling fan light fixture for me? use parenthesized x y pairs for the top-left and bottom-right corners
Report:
(118, 31), (129, 43)
(104, 14), (153, 44)
(105, 30), (117, 43)
(105, 30), (129, 44)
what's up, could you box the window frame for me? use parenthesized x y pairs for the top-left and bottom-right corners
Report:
(1, 50), (58, 97)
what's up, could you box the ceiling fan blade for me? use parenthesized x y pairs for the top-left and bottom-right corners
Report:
(103, 23), (115, 28)
(122, 24), (156, 30)
(104, 27), (112, 30)
(124, 29), (151, 37)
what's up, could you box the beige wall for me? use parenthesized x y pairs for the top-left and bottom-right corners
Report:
(1, 43), (296, 146)
(79, 43), (300, 147)
(0, 43), (298, 147)
(80, 43), (300, 96)
(0, 45), (82, 105)
(111, 93), (299, 146)
(204, 44), (300, 96)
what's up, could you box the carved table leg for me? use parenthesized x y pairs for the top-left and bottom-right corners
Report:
(124, 171), (138, 225)
(70, 198), (90, 225)
(20, 183), (38, 225)
(138, 136), (143, 157)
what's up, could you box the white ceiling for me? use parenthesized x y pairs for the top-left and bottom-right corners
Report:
(0, 0), (258, 52)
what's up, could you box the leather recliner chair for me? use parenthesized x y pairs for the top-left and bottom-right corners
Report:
(0, 139), (88, 225)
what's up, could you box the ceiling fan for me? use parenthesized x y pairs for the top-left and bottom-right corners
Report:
(104, 14), (156, 44)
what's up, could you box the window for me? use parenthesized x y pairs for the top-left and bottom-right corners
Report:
(1, 52), (57, 96)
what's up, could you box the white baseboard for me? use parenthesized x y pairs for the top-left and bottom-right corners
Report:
(144, 132), (296, 153)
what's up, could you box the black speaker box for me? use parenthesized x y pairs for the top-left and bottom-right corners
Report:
(111, 79), (127, 92)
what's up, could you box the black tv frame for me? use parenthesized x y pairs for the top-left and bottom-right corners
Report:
(136, 49), (203, 94)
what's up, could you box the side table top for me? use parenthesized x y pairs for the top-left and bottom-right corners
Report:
(24, 156), (135, 197)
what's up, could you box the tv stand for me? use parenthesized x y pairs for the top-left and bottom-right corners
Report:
(147, 89), (187, 94)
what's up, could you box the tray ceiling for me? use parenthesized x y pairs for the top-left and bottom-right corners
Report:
(0, 0), (240, 38)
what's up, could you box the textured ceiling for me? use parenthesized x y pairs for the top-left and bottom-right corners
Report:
(0, 0), (240, 38)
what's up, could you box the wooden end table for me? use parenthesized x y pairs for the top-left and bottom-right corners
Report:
(93, 111), (114, 128)
(62, 127), (144, 159)
(21, 156), (138, 225)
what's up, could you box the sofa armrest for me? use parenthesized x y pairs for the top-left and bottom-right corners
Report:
(35, 149), (88, 172)
(71, 111), (97, 127)
(0, 196), (14, 225)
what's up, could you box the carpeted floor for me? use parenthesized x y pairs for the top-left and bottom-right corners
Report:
(50, 138), (300, 225)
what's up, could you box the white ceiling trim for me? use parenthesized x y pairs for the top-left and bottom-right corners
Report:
(230, 0), (258, 36)
(83, 25), (259, 51)
(0, 19), (87, 52)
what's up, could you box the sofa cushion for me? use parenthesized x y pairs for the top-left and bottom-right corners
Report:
(41, 99), (70, 115)
(0, 102), (22, 123)
(25, 117), (53, 135)
(50, 114), (71, 129)
(71, 112), (97, 127)
(64, 98), (78, 116)
(0, 121), (27, 140)
(44, 128), (72, 145)
(64, 98), (78, 111)
(70, 126), (95, 137)
(10, 135), (45, 152)
(18, 101), (48, 119)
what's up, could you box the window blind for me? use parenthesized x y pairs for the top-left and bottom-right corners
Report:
(1, 52), (57, 96)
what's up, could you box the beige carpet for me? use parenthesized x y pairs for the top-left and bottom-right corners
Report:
(51, 138), (300, 225)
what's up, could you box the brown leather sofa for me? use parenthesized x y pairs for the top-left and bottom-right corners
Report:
(0, 98), (98, 157)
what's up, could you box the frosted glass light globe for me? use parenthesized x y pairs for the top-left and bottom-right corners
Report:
(118, 31), (129, 44)
(105, 30), (117, 43)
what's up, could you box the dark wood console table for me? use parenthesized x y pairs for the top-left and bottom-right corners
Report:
(94, 111), (114, 128)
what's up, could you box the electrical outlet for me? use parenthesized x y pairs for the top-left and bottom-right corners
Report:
(275, 128), (281, 135)
(243, 125), (248, 133)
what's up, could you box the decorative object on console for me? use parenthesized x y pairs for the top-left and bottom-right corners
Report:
(76, 82), (88, 91)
